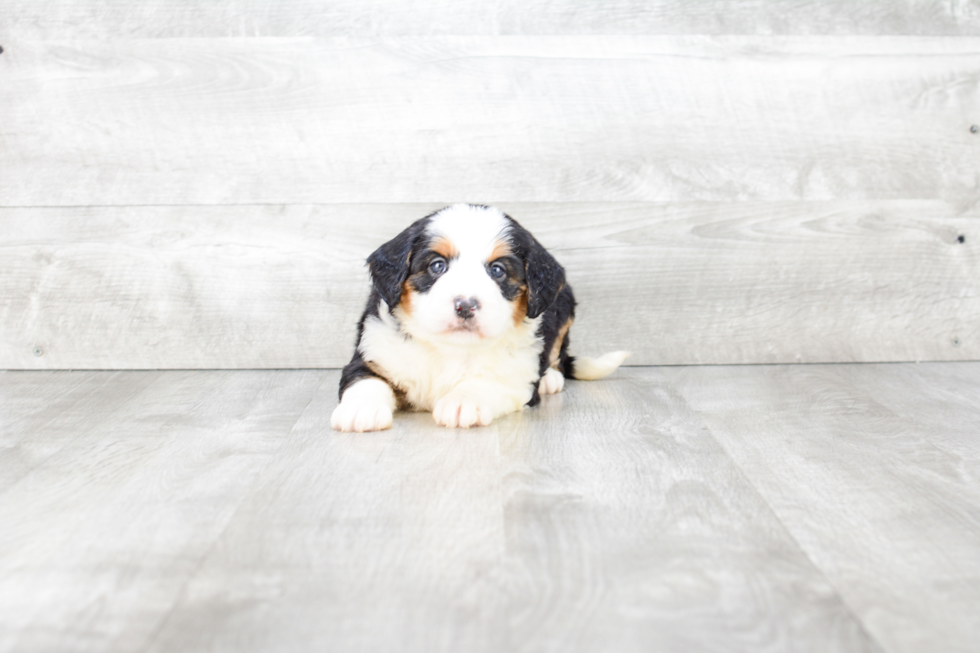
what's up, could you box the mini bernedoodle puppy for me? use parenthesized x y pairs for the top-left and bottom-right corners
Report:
(331, 204), (629, 432)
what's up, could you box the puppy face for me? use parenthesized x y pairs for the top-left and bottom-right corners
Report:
(367, 204), (564, 344)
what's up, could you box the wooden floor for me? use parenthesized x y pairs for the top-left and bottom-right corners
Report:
(1, 364), (978, 653)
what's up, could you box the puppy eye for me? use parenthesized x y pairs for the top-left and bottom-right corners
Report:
(429, 258), (447, 275)
(489, 263), (506, 279)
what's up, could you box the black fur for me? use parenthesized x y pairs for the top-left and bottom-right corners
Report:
(526, 288), (576, 406)
(341, 213), (438, 400)
(500, 213), (576, 404)
(405, 246), (451, 294)
(503, 216), (566, 319)
(338, 289), (385, 399)
(366, 216), (433, 310)
(486, 254), (526, 301)
(535, 284), (577, 377)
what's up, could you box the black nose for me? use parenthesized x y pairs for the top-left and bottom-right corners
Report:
(454, 296), (480, 319)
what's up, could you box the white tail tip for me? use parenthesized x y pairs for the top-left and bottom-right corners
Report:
(572, 351), (631, 381)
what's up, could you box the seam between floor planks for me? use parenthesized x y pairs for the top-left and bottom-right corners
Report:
(661, 376), (889, 653)
(660, 363), (980, 653)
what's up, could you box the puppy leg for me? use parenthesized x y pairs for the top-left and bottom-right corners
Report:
(331, 378), (397, 432)
(433, 380), (529, 428)
(538, 368), (565, 395)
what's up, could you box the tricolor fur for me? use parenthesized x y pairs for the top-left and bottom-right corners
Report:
(331, 204), (629, 432)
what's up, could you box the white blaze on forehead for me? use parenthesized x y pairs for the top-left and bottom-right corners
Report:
(427, 204), (510, 259)
(401, 204), (518, 343)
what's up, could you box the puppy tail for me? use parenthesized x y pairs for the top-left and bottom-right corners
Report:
(569, 351), (631, 381)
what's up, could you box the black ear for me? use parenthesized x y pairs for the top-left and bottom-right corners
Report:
(366, 217), (429, 309)
(517, 227), (565, 319)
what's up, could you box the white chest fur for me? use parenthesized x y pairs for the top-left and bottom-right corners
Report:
(359, 304), (543, 411)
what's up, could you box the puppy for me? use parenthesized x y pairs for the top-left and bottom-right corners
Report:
(331, 204), (629, 432)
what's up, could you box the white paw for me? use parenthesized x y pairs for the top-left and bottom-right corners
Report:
(331, 402), (392, 432)
(538, 368), (565, 395)
(433, 393), (493, 428)
(330, 378), (395, 432)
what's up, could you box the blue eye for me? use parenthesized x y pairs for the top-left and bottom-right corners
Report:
(429, 259), (447, 275)
(489, 263), (506, 279)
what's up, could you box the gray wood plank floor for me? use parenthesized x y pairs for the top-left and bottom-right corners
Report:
(1, 364), (978, 652)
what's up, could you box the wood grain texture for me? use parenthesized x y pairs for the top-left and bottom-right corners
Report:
(2, 0), (980, 38)
(480, 371), (877, 653)
(4, 365), (977, 651)
(1, 201), (976, 369)
(0, 370), (325, 653)
(1, 37), (979, 206)
(0, 368), (887, 652)
(0, 370), (162, 494)
(663, 362), (980, 653)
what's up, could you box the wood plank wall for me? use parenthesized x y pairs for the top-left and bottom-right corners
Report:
(1, 2), (978, 369)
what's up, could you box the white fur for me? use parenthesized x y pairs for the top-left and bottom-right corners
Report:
(406, 204), (515, 344)
(572, 351), (632, 380)
(332, 204), (626, 432)
(330, 377), (397, 432)
(360, 300), (542, 426)
(352, 204), (545, 428)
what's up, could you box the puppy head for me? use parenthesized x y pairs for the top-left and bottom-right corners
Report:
(367, 204), (564, 344)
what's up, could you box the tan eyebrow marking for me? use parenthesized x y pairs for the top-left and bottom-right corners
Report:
(430, 237), (459, 260)
(490, 239), (512, 262)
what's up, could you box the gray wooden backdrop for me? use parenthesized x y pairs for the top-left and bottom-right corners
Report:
(1, 1), (978, 369)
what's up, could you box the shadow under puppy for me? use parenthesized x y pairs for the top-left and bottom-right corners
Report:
(332, 204), (629, 432)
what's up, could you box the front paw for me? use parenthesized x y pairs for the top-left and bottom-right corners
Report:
(331, 400), (393, 432)
(433, 394), (493, 428)
(331, 378), (397, 432)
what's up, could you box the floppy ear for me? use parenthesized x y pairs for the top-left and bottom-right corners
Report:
(366, 218), (428, 310)
(522, 233), (566, 319)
